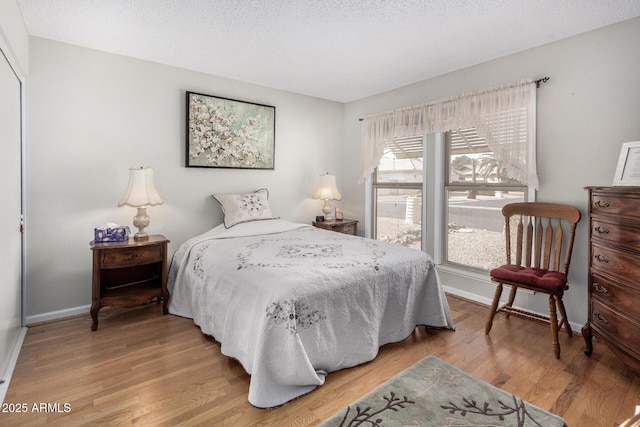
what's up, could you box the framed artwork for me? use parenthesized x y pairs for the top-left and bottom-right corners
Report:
(186, 91), (275, 169)
(613, 141), (640, 186)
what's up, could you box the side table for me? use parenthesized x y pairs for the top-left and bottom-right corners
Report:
(89, 234), (169, 331)
(312, 219), (358, 235)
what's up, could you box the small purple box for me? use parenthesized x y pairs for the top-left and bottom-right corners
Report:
(94, 226), (130, 242)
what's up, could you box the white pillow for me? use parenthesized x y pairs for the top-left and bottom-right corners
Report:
(213, 188), (278, 228)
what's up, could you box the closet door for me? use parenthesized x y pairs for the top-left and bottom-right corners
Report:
(0, 49), (22, 381)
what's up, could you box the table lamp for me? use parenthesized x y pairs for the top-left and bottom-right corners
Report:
(118, 167), (163, 241)
(313, 173), (342, 219)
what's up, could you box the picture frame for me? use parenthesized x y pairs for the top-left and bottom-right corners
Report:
(186, 91), (275, 169)
(613, 141), (640, 186)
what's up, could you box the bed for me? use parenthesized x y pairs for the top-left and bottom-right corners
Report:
(168, 216), (454, 408)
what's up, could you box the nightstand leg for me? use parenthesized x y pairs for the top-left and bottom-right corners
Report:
(90, 301), (99, 331)
(582, 322), (593, 356)
(162, 290), (170, 315)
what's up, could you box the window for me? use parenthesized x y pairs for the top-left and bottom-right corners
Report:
(372, 136), (424, 250)
(444, 128), (527, 271)
(369, 127), (533, 270)
(362, 81), (537, 270)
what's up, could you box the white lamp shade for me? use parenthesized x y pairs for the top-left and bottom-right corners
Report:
(118, 167), (164, 207)
(313, 173), (342, 200)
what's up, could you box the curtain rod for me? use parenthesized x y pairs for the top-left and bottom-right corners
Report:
(535, 76), (550, 87)
(357, 77), (550, 121)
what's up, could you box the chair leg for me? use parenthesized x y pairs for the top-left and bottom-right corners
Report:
(485, 282), (503, 335)
(549, 295), (560, 359)
(504, 285), (518, 319)
(556, 296), (573, 338)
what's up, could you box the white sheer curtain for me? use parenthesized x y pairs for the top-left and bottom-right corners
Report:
(359, 79), (538, 189)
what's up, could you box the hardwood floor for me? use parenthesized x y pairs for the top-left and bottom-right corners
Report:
(2, 294), (638, 426)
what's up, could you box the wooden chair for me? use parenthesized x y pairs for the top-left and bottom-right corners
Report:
(485, 202), (581, 359)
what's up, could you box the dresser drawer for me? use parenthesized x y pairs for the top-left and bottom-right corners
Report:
(591, 218), (640, 250)
(100, 245), (163, 268)
(591, 242), (640, 282)
(591, 272), (640, 320)
(591, 300), (640, 350)
(591, 192), (640, 220)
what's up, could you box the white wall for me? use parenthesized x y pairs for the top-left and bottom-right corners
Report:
(25, 37), (344, 319)
(0, 0), (28, 78)
(342, 18), (640, 327)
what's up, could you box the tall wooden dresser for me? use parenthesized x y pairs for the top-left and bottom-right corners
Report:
(583, 186), (640, 374)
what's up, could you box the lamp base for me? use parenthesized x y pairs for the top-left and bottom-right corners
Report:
(133, 232), (149, 241)
(322, 199), (333, 220)
(132, 207), (150, 241)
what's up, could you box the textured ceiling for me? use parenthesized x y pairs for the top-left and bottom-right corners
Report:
(16, 0), (640, 102)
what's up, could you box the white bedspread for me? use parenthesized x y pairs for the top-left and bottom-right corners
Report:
(168, 219), (454, 408)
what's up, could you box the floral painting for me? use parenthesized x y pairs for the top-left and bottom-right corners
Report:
(186, 91), (275, 169)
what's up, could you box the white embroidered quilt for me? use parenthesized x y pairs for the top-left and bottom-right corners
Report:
(168, 219), (454, 408)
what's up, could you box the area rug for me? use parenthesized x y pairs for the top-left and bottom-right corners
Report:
(320, 355), (566, 427)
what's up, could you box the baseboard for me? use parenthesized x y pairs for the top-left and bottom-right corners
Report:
(24, 289), (581, 333)
(25, 304), (91, 326)
(443, 285), (583, 334)
(443, 285), (494, 307)
(0, 327), (27, 404)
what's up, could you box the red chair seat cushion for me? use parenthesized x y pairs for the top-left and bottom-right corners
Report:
(490, 264), (567, 294)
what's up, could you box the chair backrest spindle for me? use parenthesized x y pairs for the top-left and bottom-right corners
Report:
(541, 217), (552, 269)
(502, 202), (581, 275)
(515, 214), (524, 266)
(524, 216), (533, 267)
(534, 217), (543, 268)
(505, 215), (512, 265)
(553, 219), (563, 271)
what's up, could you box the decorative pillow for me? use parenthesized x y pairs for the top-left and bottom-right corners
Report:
(213, 188), (278, 228)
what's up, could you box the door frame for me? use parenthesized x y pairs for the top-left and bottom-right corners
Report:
(0, 42), (27, 403)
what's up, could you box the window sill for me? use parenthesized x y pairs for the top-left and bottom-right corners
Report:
(435, 263), (537, 297)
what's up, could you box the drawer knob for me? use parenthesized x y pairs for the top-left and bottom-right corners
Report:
(594, 254), (609, 263)
(123, 253), (143, 261)
(594, 312), (609, 324)
(592, 283), (608, 294)
(594, 226), (610, 235)
(594, 200), (610, 208)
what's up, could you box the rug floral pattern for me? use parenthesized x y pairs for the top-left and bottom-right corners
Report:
(320, 356), (566, 427)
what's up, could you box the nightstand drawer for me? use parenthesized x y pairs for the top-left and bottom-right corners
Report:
(100, 245), (163, 268)
(333, 224), (356, 235)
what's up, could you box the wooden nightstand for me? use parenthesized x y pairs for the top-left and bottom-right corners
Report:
(89, 234), (169, 331)
(312, 219), (358, 235)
